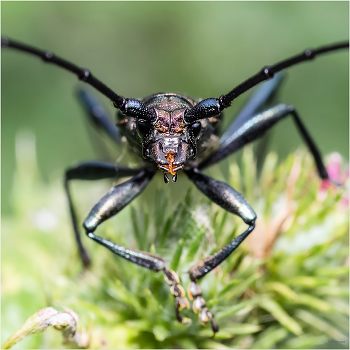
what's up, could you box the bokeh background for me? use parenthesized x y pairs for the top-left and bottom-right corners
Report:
(2, 2), (349, 349)
(2, 1), (349, 216)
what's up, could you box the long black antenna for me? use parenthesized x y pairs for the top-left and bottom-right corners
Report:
(184, 41), (349, 124)
(1, 36), (158, 122)
(1, 37), (127, 110)
(219, 41), (349, 108)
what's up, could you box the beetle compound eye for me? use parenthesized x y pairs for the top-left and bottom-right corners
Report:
(191, 122), (202, 138)
(137, 119), (152, 138)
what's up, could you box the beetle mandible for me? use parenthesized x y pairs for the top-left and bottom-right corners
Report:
(2, 36), (349, 333)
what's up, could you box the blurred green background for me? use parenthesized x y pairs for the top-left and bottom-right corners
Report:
(2, 2), (349, 216)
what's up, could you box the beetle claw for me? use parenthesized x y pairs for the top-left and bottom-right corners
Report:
(164, 173), (169, 184)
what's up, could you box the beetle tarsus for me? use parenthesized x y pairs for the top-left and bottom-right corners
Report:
(188, 280), (218, 335)
(164, 268), (191, 324)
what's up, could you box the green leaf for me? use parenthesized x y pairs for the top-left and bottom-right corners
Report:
(315, 286), (349, 297)
(72, 300), (120, 323)
(107, 280), (143, 315)
(159, 217), (172, 248)
(130, 206), (142, 249)
(153, 324), (169, 341)
(201, 340), (230, 349)
(293, 293), (334, 312)
(186, 229), (205, 262)
(264, 282), (298, 300)
(235, 256), (263, 279)
(176, 338), (198, 349)
(323, 297), (349, 315)
(215, 211), (228, 242)
(200, 324), (262, 338)
(252, 325), (288, 349)
(215, 300), (257, 320)
(144, 288), (162, 314)
(242, 145), (256, 202)
(321, 313), (350, 334)
(287, 275), (330, 288)
(316, 266), (349, 277)
(125, 319), (150, 331)
(225, 323), (262, 335)
(225, 272), (262, 300)
(282, 335), (329, 349)
(295, 309), (347, 341)
(260, 151), (278, 191)
(258, 297), (303, 335)
(229, 162), (242, 192)
(142, 211), (150, 249)
(218, 279), (240, 297)
(170, 239), (183, 271)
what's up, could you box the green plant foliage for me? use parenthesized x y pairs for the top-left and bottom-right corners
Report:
(2, 132), (349, 349)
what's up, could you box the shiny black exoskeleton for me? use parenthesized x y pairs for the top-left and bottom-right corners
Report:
(2, 36), (348, 334)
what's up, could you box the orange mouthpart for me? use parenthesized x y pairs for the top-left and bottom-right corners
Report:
(164, 152), (176, 175)
(157, 152), (183, 176)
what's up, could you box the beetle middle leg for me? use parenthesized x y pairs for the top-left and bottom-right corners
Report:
(199, 103), (329, 181)
(82, 168), (190, 324)
(185, 168), (256, 334)
(76, 87), (122, 146)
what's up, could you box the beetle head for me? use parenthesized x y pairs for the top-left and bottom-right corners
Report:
(137, 94), (202, 183)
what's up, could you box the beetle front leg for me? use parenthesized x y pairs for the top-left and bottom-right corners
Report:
(83, 168), (190, 324)
(185, 168), (256, 334)
(65, 161), (141, 268)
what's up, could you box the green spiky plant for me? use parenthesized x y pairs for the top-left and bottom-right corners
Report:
(2, 131), (349, 349)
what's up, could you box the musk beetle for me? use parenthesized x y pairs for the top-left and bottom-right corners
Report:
(2, 36), (349, 334)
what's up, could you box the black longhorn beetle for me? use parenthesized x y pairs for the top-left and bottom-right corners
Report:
(2, 37), (349, 334)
